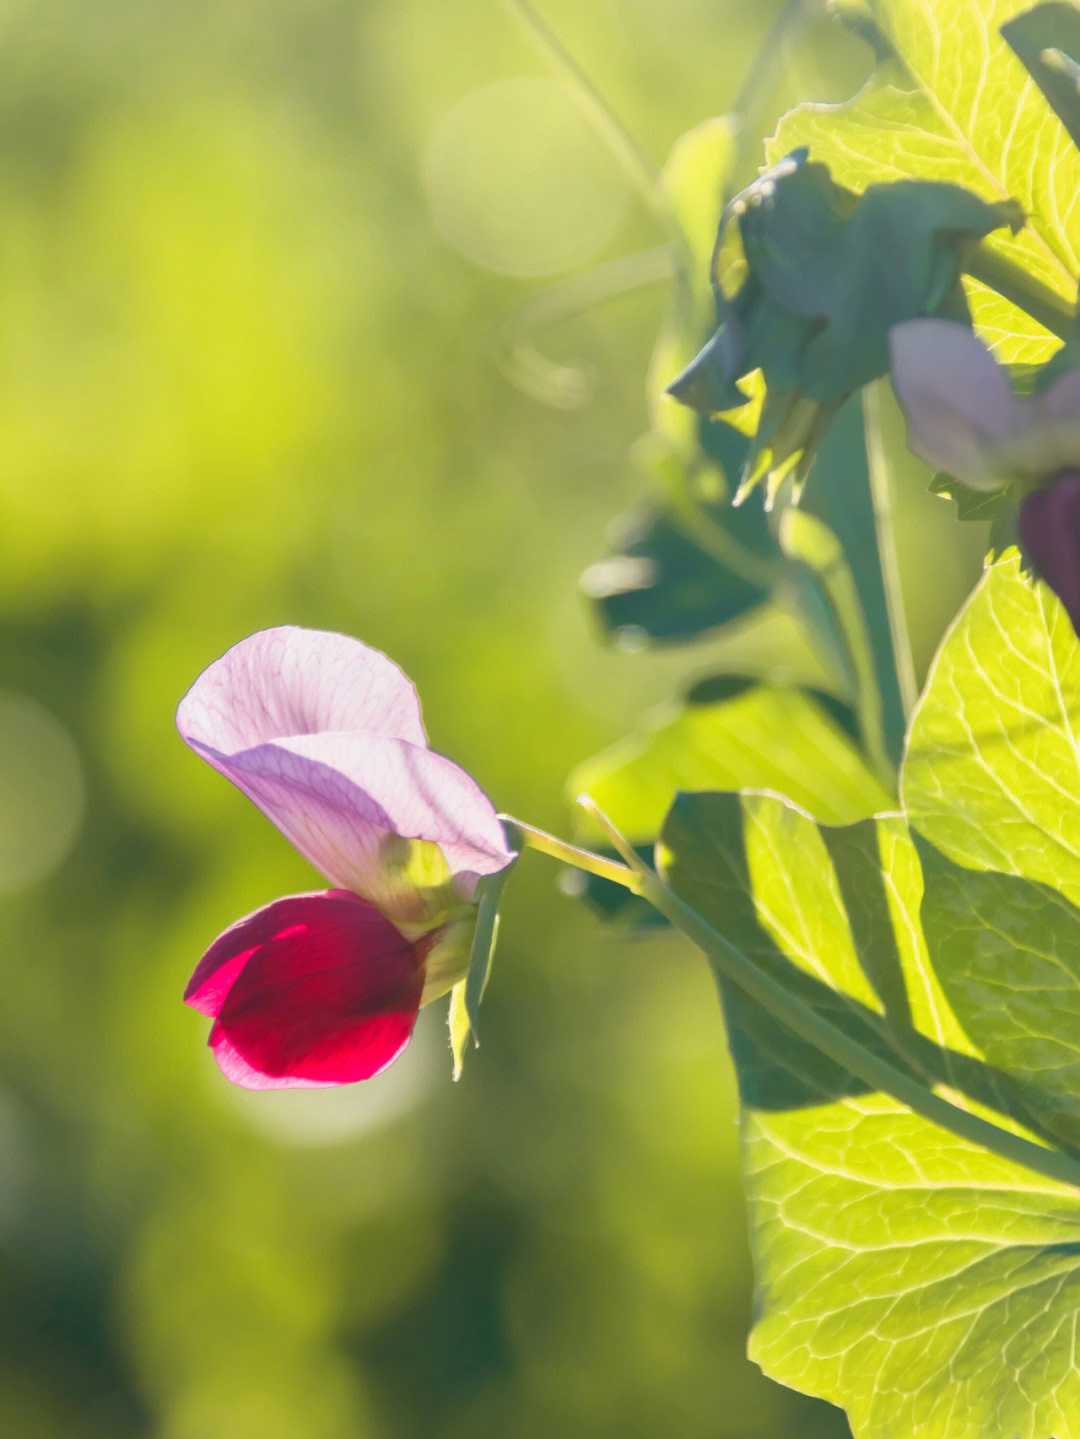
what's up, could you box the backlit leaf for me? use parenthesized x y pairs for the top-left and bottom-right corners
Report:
(658, 557), (1080, 1436)
(771, 0), (1080, 365)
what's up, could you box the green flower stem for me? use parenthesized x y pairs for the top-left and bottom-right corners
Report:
(965, 242), (1075, 340)
(863, 381), (918, 722)
(500, 816), (642, 890)
(511, 800), (1080, 1191)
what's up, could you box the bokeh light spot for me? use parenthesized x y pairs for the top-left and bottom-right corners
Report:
(0, 693), (84, 894)
(423, 77), (629, 277)
(218, 1006), (443, 1146)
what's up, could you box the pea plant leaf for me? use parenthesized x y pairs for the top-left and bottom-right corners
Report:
(580, 486), (777, 646)
(572, 681), (893, 846)
(902, 555), (1080, 906)
(657, 557), (1080, 1437)
(771, 0), (1080, 365)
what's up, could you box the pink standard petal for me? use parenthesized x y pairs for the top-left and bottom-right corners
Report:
(178, 629), (515, 902)
(889, 320), (1029, 489)
(177, 627), (428, 756)
(185, 890), (426, 1087)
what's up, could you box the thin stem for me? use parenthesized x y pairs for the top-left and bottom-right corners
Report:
(578, 800), (1080, 1190)
(499, 0), (664, 218)
(574, 796), (652, 876)
(669, 494), (780, 593)
(499, 244), (677, 408)
(728, 0), (816, 190)
(966, 242), (1075, 341)
(863, 381), (918, 722)
(499, 815), (642, 891)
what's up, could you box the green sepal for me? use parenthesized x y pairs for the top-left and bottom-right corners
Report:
(928, 471), (1013, 523)
(667, 149), (1020, 501)
(447, 859), (514, 1078)
(448, 980), (471, 1082)
(465, 866), (512, 1034)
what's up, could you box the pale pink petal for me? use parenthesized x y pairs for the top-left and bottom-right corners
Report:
(183, 730), (513, 904)
(185, 889), (425, 1088)
(889, 320), (1029, 489)
(177, 628), (427, 756)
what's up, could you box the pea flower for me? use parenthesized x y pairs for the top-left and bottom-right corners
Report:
(889, 318), (1080, 630)
(177, 628), (515, 1088)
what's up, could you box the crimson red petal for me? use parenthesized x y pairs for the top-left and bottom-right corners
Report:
(185, 890), (425, 1087)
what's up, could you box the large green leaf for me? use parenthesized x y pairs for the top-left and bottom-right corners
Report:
(771, 0), (1080, 365)
(658, 558), (1080, 1436)
(902, 555), (1080, 906)
(570, 681), (890, 930)
(660, 786), (1080, 1439)
(571, 683), (893, 848)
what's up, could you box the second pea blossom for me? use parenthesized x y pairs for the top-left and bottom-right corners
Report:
(890, 318), (1080, 632)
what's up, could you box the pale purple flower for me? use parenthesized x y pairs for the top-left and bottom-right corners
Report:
(890, 320), (1080, 489)
(177, 628), (515, 1087)
(890, 319), (1080, 631)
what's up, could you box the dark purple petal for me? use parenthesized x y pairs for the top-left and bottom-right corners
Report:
(1019, 474), (1080, 635)
(185, 890), (426, 1088)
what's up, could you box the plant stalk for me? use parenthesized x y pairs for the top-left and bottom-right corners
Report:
(863, 381), (919, 722)
(499, 0), (665, 219)
(966, 242), (1075, 340)
(501, 816), (641, 889)
(510, 802), (1080, 1191)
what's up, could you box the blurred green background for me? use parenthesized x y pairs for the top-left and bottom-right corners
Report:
(0, 3), (984, 1435)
